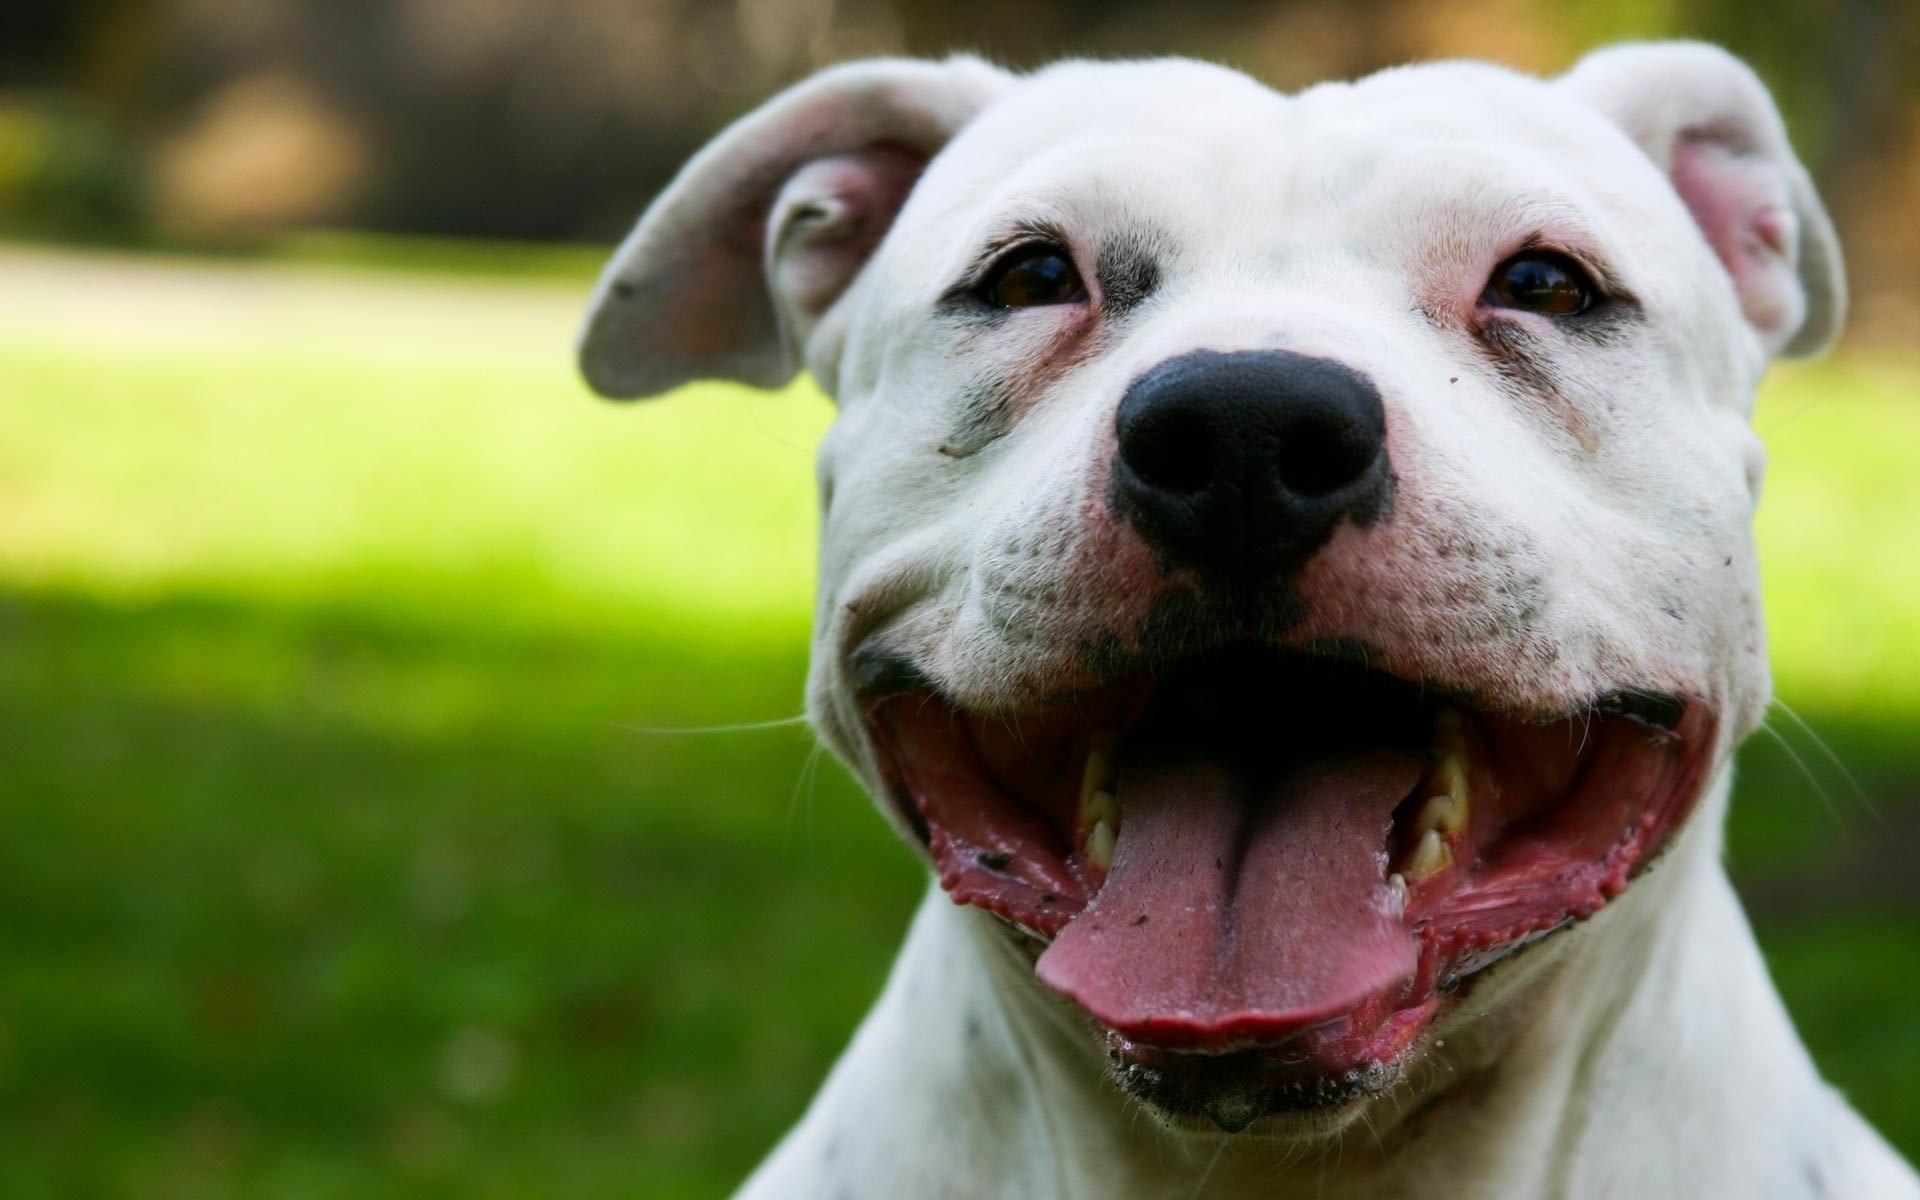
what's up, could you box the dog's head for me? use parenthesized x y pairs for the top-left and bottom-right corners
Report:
(580, 44), (1842, 1133)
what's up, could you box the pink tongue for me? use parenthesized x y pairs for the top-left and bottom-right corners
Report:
(1035, 745), (1423, 1048)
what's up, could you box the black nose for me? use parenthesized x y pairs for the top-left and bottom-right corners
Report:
(1112, 349), (1392, 582)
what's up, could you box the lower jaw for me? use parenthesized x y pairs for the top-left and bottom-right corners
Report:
(1104, 994), (1442, 1128)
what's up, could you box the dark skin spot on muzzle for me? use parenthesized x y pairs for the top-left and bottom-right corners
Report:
(1078, 584), (1313, 681)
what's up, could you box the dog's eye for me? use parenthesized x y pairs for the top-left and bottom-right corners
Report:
(1484, 253), (1598, 316)
(981, 243), (1087, 308)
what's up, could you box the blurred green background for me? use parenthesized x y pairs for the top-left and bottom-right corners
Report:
(2, 2), (1917, 1197)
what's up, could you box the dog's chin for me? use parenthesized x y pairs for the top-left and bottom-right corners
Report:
(858, 640), (1717, 1134)
(1102, 1027), (1410, 1136)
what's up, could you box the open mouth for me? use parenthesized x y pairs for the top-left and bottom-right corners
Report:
(863, 644), (1715, 1127)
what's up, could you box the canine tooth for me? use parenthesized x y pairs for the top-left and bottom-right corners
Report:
(1081, 787), (1118, 833)
(1077, 733), (1122, 870)
(1406, 829), (1453, 879)
(1080, 730), (1118, 808)
(1087, 817), (1116, 870)
(1428, 712), (1471, 834)
(1416, 792), (1467, 839)
(1434, 753), (1470, 806)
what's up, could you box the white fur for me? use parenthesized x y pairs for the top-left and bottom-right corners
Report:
(580, 42), (1918, 1199)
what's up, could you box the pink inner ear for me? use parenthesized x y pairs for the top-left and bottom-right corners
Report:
(769, 148), (927, 323)
(1669, 137), (1801, 341)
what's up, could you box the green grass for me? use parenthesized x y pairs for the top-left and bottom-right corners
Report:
(0, 246), (1914, 1196)
(261, 231), (614, 283)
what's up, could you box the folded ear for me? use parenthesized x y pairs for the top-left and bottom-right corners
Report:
(578, 56), (1012, 400)
(1561, 42), (1845, 358)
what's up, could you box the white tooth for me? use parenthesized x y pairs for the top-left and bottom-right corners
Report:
(1386, 872), (1409, 915)
(1427, 709), (1470, 835)
(1434, 753), (1469, 808)
(1416, 792), (1467, 839)
(1082, 787), (1119, 832)
(1081, 730), (1118, 810)
(1087, 817), (1116, 870)
(1078, 733), (1122, 871)
(1406, 828), (1453, 879)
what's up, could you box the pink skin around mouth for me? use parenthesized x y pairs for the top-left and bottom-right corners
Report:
(866, 652), (1715, 1081)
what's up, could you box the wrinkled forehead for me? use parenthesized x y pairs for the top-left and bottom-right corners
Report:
(902, 59), (1681, 277)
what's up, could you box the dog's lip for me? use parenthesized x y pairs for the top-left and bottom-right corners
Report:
(850, 639), (1689, 735)
(855, 641), (1715, 1108)
(1593, 687), (1688, 732)
(849, 644), (937, 702)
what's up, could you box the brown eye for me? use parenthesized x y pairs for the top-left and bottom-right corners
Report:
(981, 243), (1086, 308)
(1485, 252), (1598, 316)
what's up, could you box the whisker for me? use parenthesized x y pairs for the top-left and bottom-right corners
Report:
(614, 714), (810, 735)
(1357, 1108), (1384, 1157)
(1185, 1137), (1229, 1200)
(1769, 698), (1881, 824)
(786, 741), (829, 833)
(1754, 719), (1845, 833)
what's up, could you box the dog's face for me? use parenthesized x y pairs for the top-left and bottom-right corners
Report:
(581, 45), (1841, 1133)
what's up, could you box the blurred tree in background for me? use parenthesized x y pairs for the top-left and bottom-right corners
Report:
(3, 0), (1918, 338)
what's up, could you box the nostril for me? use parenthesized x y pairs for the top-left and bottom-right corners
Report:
(1124, 412), (1215, 495)
(1273, 420), (1380, 499)
(1121, 426), (1213, 495)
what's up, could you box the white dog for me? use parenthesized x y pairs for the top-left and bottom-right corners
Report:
(579, 43), (1919, 1199)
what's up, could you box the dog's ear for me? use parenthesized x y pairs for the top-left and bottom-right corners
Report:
(1561, 42), (1845, 358)
(578, 56), (1011, 400)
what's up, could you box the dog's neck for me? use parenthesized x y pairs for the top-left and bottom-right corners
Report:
(802, 766), (1831, 1198)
